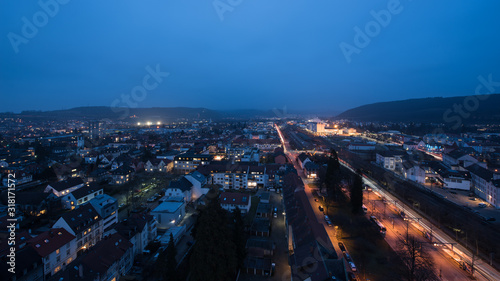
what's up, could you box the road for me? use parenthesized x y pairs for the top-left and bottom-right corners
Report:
(275, 124), (500, 281)
(276, 125), (354, 277)
(365, 188), (471, 281)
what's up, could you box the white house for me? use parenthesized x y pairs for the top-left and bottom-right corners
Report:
(151, 200), (186, 229)
(60, 183), (103, 209)
(45, 177), (85, 198)
(423, 161), (471, 190)
(219, 192), (252, 213)
(145, 159), (172, 172)
(468, 164), (500, 208)
(54, 233), (133, 281)
(401, 162), (426, 184)
(184, 171), (209, 201)
(443, 149), (478, 168)
(164, 177), (193, 202)
(376, 151), (406, 171)
(28, 228), (77, 279)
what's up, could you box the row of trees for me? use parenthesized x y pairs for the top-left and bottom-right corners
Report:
(320, 149), (364, 214)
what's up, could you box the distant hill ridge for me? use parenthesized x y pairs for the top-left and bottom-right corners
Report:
(0, 106), (276, 121)
(336, 94), (500, 123)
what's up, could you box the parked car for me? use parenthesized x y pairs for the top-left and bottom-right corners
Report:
(343, 252), (352, 262)
(487, 217), (496, 222)
(338, 242), (346, 252)
(347, 272), (358, 281)
(349, 262), (357, 272)
(318, 206), (324, 212)
(478, 203), (487, 208)
(325, 219), (333, 226)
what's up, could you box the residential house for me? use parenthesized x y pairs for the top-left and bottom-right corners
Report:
(151, 200), (186, 229)
(174, 153), (212, 174)
(282, 173), (344, 280)
(164, 177), (193, 202)
(184, 171), (209, 201)
(443, 149), (478, 169)
(0, 245), (43, 281)
(110, 166), (135, 185)
(44, 177), (85, 198)
(86, 168), (109, 183)
(296, 153), (311, 169)
(255, 202), (272, 218)
(114, 213), (157, 256)
(248, 165), (267, 188)
(250, 218), (271, 237)
(28, 228), (77, 279)
(144, 159), (172, 173)
(376, 151), (406, 171)
(422, 162), (471, 190)
(1, 170), (32, 187)
(89, 194), (118, 236)
(401, 162), (426, 184)
(198, 163), (251, 190)
(219, 192), (252, 213)
(61, 183), (103, 210)
(2, 191), (57, 217)
(52, 233), (133, 281)
(467, 164), (500, 208)
(52, 204), (103, 255)
(304, 162), (319, 179)
(403, 141), (419, 151)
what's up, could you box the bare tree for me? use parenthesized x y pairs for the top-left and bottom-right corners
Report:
(397, 235), (438, 281)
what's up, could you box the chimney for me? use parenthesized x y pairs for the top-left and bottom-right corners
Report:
(79, 264), (83, 278)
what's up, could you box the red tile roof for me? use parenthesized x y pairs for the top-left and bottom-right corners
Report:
(220, 192), (250, 206)
(28, 228), (75, 257)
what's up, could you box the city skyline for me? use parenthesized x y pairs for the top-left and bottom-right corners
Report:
(2, 1), (500, 113)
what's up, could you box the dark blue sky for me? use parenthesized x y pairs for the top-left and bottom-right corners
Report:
(1, 1), (499, 114)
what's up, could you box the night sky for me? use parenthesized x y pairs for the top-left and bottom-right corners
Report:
(1, 1), (499, 114)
